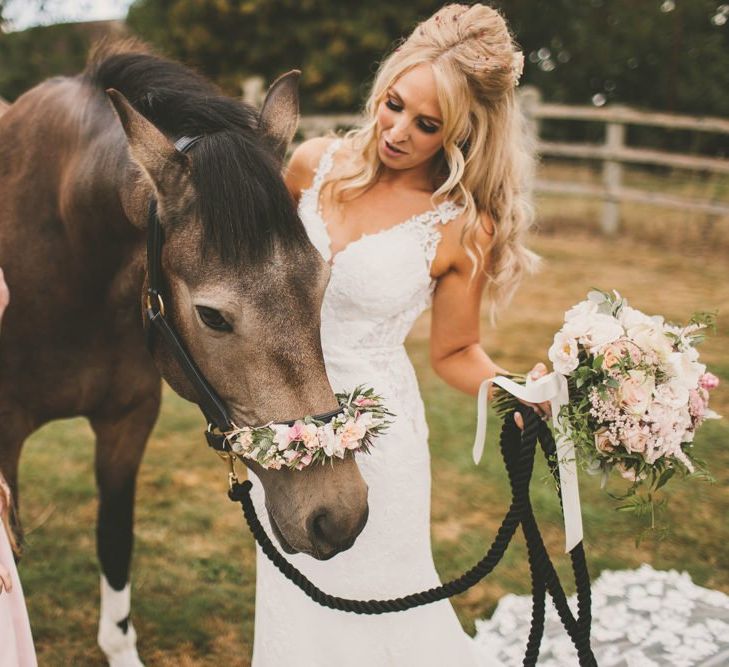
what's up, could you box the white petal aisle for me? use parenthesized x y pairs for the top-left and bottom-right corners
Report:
(473, 565), (729, 666)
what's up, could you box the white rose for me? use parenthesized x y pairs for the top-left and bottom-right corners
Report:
(564, 299), (598, 322)
(619, 305), (654, 330)
(667, 350), (705, 391)
(356, 411), (375, 429)
(548, 332), (579, 375)
(627, 323), (673, 363)
(654, 380), (690, 410)
(646, 401), (677, 437)
(564, 313), (623, 354)
(272, 424), (291, 451)
(318, 422), (345, 458)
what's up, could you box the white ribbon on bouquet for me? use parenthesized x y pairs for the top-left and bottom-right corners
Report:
(472, 372), (584, 553)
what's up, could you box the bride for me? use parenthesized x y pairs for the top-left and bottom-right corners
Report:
(250, 4), (546, 665)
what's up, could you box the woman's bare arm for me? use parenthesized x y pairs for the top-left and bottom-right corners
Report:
(429, 214), (548, 415)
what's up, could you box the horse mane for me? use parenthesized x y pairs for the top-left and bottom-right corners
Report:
(83, 40), (307, 265)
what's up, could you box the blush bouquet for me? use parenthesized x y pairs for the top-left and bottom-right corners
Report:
(545, 290), (719, 523)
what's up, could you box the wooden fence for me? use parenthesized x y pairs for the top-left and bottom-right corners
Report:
(294, 88), (729, 234)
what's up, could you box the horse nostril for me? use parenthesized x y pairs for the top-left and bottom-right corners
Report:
(308, 509), (345, 559)
(310, 511), (333, 545)
(307, 503), (369, 560)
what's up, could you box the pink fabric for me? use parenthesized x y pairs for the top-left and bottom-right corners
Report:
(0, 481), (37, 667)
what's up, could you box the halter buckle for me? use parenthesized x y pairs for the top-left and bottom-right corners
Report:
(145, 291), (166, 316)
(216, 450), (239, 490)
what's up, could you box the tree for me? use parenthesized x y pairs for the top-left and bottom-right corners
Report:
(127, 0), (444, 111)
(126, 0), (729, 118)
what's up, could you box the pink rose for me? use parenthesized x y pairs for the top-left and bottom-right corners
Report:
(353, 396), (377, 407)
(295, 423), (319, 450)
(621, 425), (651, 454)
(594, 429), (616, 455)
(618, 370), (655, 417)
(602, 338), (642, 370)
(699, 372), (720, 391)
(338, 419), (367, 449)
(287, 421), (306, 443)
(688, 389), (705, 418)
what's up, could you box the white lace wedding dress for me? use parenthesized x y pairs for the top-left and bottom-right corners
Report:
(249, 138), (483, 666)
(249, 139), (729, 667)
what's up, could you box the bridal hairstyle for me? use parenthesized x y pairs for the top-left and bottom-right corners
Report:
(327, 3), (539, 321)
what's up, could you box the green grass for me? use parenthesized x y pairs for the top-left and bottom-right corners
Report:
(16, 228), (729, 666)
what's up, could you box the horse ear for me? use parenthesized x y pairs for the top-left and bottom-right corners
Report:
(258, 70), (300, 164)
(106, 88), (190, 201)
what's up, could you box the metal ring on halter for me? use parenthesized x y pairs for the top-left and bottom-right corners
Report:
(145, 291), (165, 316)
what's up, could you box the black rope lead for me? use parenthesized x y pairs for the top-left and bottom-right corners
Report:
(228, 409), (597, 666)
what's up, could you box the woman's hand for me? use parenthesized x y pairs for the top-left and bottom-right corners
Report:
(514, 362), (551, 430)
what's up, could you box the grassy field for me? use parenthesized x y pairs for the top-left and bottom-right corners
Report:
(16, 222), (729, 665)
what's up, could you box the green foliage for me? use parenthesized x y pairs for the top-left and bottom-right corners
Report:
(126, 0), (443, 111)
(497, 0), (729, 115)
(2, 1), (729, 124)
(124, 0), (729, 117)
(0, 20), (121, 101)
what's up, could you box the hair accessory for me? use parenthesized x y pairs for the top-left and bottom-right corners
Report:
(511, 51), (525, 83)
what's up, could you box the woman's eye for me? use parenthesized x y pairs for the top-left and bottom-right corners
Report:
(417, 120), (439, 134)
(385, 98), (402, 112)
(196, 306), (233, 332)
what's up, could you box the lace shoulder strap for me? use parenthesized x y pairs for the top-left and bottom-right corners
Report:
(432, 200), (464, 227)
(309, 138), (343, 196)
(417, 200), (465, 268)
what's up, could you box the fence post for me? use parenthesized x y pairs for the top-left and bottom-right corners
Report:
(519, 86), (542, 142)
(602, 111), (626, 235)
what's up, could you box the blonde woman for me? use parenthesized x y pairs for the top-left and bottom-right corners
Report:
(250, 4), (546, 664)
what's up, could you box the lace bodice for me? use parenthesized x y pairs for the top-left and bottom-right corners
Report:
(299, 139), (463, 353)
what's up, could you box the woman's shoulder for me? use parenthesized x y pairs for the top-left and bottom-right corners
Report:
(431, 206), (495, 278)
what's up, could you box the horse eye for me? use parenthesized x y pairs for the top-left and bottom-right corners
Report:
(196, 306), (233, 332)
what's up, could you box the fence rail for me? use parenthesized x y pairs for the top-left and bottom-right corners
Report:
(296, 88), (729, 234)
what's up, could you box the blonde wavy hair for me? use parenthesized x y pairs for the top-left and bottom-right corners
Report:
(326, 3), (539, 321)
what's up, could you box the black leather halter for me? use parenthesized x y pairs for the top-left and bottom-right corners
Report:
(144, 135), (343, 455)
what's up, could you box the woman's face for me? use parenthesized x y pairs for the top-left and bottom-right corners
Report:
(375, 63), (444, 172)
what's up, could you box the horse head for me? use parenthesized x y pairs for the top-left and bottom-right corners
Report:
(106, 75), (368, 560)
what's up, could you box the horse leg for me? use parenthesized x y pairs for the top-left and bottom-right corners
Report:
(0, 405), (34, 547)
(91, 390), (160, 667)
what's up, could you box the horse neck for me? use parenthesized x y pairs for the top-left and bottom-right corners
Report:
(50, 82), (147, 255)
